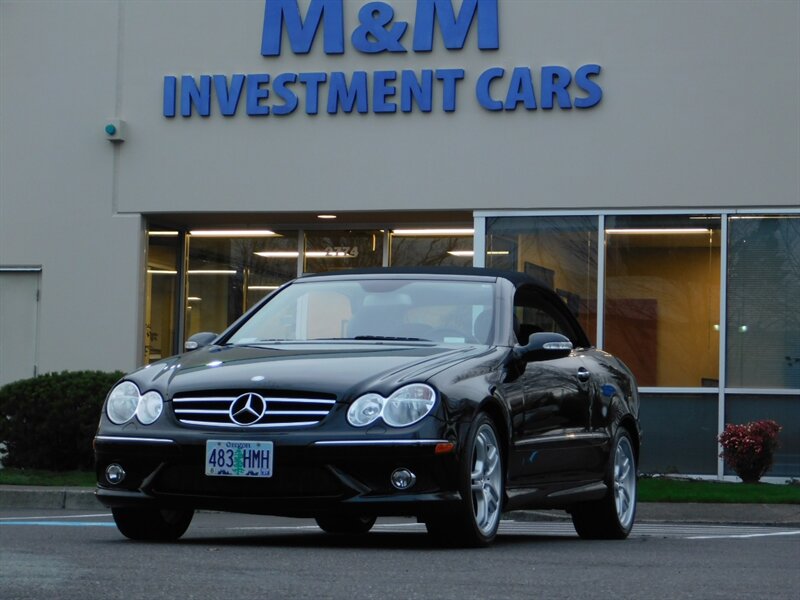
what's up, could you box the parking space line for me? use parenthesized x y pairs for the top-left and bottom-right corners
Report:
(0, 513), (111, 521)
(0, 521), (116, 527)
(687, 531), (800, 540)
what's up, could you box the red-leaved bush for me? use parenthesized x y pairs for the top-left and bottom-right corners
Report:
(718, 420), (781, 483)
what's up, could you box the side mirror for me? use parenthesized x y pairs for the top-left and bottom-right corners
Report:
(184, 331), (218, 351)
(513, 332), (573, 362)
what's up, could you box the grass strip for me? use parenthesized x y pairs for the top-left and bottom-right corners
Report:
(0, 468), (96, 487)
(638, 478), (800, 504)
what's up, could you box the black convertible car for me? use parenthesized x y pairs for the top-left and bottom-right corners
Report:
(95, 267), (640, 546)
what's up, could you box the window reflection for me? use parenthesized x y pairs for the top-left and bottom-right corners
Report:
(185, 232), (297, 341)
(605, 216), (721, 387)
(390, 230), (473, 267)
(727, 216), (800, 389)
(638, 393), (719, 474)
(485, 216), (598, 342)
(303, 230), (383, 273)
(145, 231), (180, 362)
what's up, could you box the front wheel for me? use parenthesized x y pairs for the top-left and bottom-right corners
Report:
(111, 507), (194, 541)
(315, 515), (376, 535)
(571, 428), (637, 539)
(425, 413), (504, 547)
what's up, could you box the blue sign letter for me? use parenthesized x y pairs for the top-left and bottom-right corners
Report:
(328, 71), (369, 113)
(163, 76), (177, 117)
(413, 0), (498, 52)
(214, 74), (246, 116)
(435, 68), (465, 112)
(475, 67), (504, 111)
(540, 66), (572, 110)
(181, 75), (212, 117)
(574, 64), (603, 108)
(262, 0), (344, 56)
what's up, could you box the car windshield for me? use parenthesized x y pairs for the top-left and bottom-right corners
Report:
(227, 278), (496, 345)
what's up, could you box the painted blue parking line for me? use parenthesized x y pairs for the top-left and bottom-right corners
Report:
(0, 521), (116, 527)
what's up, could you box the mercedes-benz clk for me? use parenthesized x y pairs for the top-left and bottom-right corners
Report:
(95, 267), (640, 546)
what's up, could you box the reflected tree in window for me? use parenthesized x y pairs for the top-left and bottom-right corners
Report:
(727, 217), (800, 389)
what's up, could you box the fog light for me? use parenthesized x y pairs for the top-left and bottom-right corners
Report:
(105, 463), (126, 485)
(391, 468), (416, 490)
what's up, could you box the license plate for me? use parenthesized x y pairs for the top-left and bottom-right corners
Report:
(205, 440), (273, 477)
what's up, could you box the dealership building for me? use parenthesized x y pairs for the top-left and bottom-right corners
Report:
(1, 0), (798, 478)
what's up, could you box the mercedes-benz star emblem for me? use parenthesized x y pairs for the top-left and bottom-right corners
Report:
(229, 393), (266, 426)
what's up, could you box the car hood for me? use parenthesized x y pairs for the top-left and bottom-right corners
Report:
(128, 342), (495, 400)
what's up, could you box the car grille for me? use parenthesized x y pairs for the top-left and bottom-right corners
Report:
(172, 390), (337, 429)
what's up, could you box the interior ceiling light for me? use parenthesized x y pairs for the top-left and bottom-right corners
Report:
(446, 250), (509, 257)
(147, 231), (179, 236)
(392, 228), (474, 236)
(187, 270), (238, 275)
(247, 285), (280, 290)
(305, 251), (352, 258)
(147, 269), (178, 275)
(255, 251), (300, 258)
(605, 228), (712, 235)
(255, 251), (353, 258)
(317, 214), (337, 219)
(190, 230), (277, 237)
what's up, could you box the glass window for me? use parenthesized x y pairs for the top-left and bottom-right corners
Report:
(726, 216), (800, 389)
(638, 393), (719, 475)
(725, 394), (800, 478)
(485, 216), (598, 342)
(390, 230), (473, 267)
(186, 231), (297, 340)
(303, 230), (383, 273)
(145, 231), (180, 362)
(228, 279), (495, 345)
(605, 216), (721, 387)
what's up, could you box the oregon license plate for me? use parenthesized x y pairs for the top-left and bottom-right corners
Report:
(205, 440), (273, 477)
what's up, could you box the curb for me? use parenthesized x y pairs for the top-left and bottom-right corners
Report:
(0, 487), (100, 510)
(508, 503), (800, 526)
(1, 487), (799, 525)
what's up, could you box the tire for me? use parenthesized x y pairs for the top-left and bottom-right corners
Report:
(314, 515), (376, 535)
(571, 428), (637, 540)
(111, 507), (194, 541)
(425, 413), (504, 547)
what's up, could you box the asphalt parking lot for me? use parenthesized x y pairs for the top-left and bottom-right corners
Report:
(2, 508), (799, 600)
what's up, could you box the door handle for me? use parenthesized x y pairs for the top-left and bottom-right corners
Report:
(577, 367), (591, 383)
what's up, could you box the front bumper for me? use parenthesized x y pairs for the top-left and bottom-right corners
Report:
(94, 433), (462, 518)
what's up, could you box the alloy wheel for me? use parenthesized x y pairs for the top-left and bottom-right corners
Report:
(614, 435), (637, 530)
(470, 423), (502, 536)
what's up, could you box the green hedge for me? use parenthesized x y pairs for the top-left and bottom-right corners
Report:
(0, 370), (123, 470)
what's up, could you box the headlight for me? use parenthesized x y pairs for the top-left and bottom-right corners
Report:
(106, 382), (164, 425)
(347, 384), (436, 428)
(382, 384), (436, 427)
(106, 382), (140, 424)
(136, 390), (164, 425)
(347, 393), (384, 427)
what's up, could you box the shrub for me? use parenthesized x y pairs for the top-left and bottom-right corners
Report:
(0, 370), (123, 470)
(718, 420), (781, 483)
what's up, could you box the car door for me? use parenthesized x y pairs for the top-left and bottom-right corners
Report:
(510, 287), (605, 485)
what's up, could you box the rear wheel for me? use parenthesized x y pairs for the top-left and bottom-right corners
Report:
(314, 515), (376, 535)
(425, 413), (504, 547)
(571, 428), (637, 539)
(111, 507), (194, 541)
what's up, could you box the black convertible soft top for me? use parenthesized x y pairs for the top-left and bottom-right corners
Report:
(299, 266), (551, 291)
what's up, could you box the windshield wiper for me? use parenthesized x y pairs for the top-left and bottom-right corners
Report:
(225, 339), (289, 346)
(351, 335), (431, 342)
